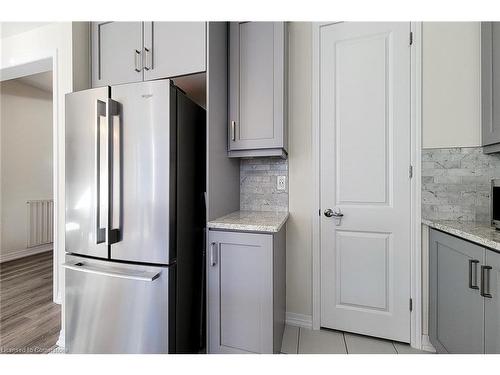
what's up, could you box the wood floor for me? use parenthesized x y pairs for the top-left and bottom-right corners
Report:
(0, 251), (61, 354)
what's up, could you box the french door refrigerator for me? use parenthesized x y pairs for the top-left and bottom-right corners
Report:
(64, 79), (206, 354)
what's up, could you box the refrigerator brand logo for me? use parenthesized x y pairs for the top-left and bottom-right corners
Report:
(142, 94), (153, 99)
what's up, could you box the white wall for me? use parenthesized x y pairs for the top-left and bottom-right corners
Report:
(286, 22), (313, 318)
(0, 79), (53, 254)
(422, 22), (481, 148)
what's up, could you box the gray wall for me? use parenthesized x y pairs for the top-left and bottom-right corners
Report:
(286, 22), (313, 318)
(422, 147), (499, 222)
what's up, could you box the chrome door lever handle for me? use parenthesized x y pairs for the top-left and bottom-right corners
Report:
(324, 209), (343, 218)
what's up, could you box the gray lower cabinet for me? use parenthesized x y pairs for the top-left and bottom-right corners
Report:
(207, 229), (285, 354)
(429, 228), (500, 353)
(485, 250), (500, 353)
(228, 22), (288, 158)
(429, 229), (485, 353)
(481, 22), (500, 152)
(92, 22), (144, 87)
(92, 22), (206, 88)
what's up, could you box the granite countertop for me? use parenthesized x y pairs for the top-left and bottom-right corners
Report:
(208, 210), (289, 233)
(422, 219), (500, 251)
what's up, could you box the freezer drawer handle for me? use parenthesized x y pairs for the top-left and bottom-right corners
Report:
(63, 262), (160, 282)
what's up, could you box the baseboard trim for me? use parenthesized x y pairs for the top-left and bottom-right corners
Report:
(285, 312), (313, 329)
(421, 334), (436, 353)
(56, 329), (65, 349)
(0, 244), (53, 263)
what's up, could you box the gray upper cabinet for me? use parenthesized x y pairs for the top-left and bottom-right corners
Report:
(429, 229), (485, 354)
(92, 22), (143, 87)
(143, 22), (206, 81)
(228, 22), (288, 158)
(207, 229), (285, 354)
(481, 22), (500, 152)
(485, 250), (500, 353)
(92, 22), (206, 88)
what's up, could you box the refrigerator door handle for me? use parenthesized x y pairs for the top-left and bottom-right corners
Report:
(108, 99), (121, 244)
(63, 262), (160, 282)
(96, 100), (108, 244)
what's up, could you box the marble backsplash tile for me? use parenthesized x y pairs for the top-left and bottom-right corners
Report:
(422, 147), (500, 222)
(240, 158), (288, 212)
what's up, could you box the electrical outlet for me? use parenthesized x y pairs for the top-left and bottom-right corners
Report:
(277, 176), (286, 191)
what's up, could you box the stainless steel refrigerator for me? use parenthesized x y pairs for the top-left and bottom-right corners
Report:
(64, 79), (206, 354)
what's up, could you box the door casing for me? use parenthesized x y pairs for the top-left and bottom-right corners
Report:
(311, 21), (422, 349)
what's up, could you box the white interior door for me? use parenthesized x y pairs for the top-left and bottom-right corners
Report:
(320, 22), (412, 342)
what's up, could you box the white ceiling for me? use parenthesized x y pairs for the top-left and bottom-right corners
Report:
(17, 71), (53, 93)
(0, 22), (52, 38)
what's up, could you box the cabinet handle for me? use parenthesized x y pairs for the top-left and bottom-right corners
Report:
(231, 121), (236, 141)
(134, 49), (142, 72)
(143, 47), (152, 71)
(481, 265), (493, 298)
(468, 259), (480, 290)
(210, 242), (218, 266)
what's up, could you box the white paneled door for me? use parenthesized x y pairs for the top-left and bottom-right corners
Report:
(320, 22), (412, 342)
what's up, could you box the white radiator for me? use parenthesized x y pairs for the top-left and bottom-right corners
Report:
(26, 199), (54, 248)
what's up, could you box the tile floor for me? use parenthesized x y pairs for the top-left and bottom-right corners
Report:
(281, 325), (429, 354)
(50, 326), (430, 354)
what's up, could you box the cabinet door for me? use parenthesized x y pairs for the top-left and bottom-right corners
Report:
(485, 250), (500, 353)
(207, 230), (273, 354)
(482, 22), (500, 146)
(429, 229), (485, 353)
(92, 22), (143, 87)
(228, 22), (286, 152)
(143, 22), (206, 81)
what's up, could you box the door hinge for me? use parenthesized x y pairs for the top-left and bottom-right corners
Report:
(319, 209), (321, 216)
(409, 298), (413, 311)
(409, 31), (413, 46)
(409, 165), (414, 179)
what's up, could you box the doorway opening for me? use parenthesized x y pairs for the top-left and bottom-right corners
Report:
(0, 67), (59, 354)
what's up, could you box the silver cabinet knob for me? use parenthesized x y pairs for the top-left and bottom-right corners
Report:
(324, 208), (344, 218)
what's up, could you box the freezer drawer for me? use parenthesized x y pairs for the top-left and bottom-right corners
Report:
(65, 254), (172, 353)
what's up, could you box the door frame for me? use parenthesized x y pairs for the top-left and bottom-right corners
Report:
(0, 54), (60, 304)
(311, 22), (423, 349)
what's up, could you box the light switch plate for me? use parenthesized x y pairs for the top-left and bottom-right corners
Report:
(277, 176), (286, 191)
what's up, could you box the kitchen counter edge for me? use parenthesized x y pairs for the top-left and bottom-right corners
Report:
(207, 210), (289, 234)
(422, 218), (500, 252)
